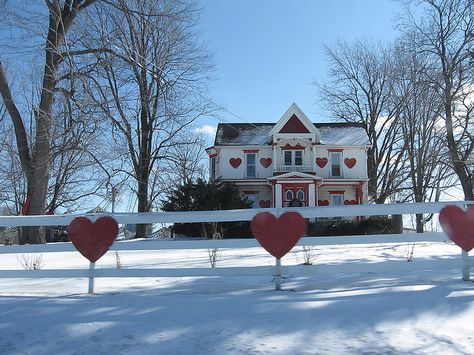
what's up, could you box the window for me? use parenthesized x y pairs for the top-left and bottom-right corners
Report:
(285, 190), (294, 206)
(296, 189), (305, 201)
(295, 151), (303, 166)
(210, 157), (216, 180)
(284, 151), (292, 165)
(331, 152), (342, 177)
(246, 153), (256, 177)
(331, 194), (343, 206)
(244, 193), (257, 208)
(283, 150), (304, 166)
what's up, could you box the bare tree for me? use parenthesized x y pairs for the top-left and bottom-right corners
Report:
(0, 0), (97, 243)
(318, 40), (407, 203)
(81, 0), (215, 238)
(391, 36), (456, 231)
(400, 0), (474, 200)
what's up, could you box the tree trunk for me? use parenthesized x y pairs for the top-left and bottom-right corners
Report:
(367, 147), (377, 200)
(135, 164), (150, 239)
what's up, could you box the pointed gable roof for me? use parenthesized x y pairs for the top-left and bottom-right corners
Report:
(269, 103), (318, 138)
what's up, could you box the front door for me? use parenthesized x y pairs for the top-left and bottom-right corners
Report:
(283, 186), (308, 207)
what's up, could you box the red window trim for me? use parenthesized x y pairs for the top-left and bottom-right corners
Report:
(328, 190), (345, 194)
(243, 149), (259, 153)
(328, 149), (344, 152)
(243, 191), (258, 195)
(281, 143), (305, 150)
(209, 153), (217, 158)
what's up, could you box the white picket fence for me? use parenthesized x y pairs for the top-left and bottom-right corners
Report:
(0, 201), (473, 292)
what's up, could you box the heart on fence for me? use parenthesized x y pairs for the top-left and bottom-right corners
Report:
(439, 205), (474, 252)
(251, 212), (305, 259)
(68, 216), (118, 263)
(229, 158), (242, 169)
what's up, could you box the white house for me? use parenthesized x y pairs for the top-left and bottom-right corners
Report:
(206, 103), (371, 208)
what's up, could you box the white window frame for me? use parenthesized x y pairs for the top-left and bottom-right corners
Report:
(283, 150), (304, 166)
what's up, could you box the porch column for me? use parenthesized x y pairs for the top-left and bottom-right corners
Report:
(273, 143), (278, 172)
(308, 183), (315, 206)
(275, 183), (282, 208)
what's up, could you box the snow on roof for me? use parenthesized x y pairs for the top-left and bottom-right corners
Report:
(215, 122), (370, 146)
(316, 124), (370, 146)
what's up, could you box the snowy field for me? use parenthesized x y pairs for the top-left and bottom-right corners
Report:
(1, 241), (474, 354)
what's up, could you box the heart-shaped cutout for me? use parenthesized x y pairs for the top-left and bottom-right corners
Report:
(439, 205), (474, 252)
(251, 212), (305, 259)
(68, 216), (118, 263)
(316, 157), (328, 168)
(260, 157), (272, 169)
(344, 158), (356, 169)
(259, 200), (271, 208)
(229, 158), (242, 169)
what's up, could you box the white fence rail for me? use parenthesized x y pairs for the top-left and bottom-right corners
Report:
(0, 201), (473, 292)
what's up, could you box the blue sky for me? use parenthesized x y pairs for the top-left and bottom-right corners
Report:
(197, 0), (401, 137)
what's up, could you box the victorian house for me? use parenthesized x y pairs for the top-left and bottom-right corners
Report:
(206, 103), (370, 208)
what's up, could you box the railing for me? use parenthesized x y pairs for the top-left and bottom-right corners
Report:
(276, 164), (313, 173)
(0, 201), (473, 292)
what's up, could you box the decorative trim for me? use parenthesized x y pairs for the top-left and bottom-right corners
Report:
(281, 143), (305, 150)
(243, 149), (259, 153)
(243, 191), (258, 194)
(328, 190), (345, 194)
(208, 153), (217, 158)
(328, 148), (344, 152)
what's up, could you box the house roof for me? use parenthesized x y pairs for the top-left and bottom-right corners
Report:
(214, 122), (370, 146)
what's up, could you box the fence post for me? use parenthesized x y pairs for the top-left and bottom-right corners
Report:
(275, 258), (282, 290)
(88, 262), (95, 294)
(462, 251), (470, 281)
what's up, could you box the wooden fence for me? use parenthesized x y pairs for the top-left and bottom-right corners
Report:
(0, 201), (473, 292)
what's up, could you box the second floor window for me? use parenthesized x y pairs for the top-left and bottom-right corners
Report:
(246, 153), (256, 177)
(331, 152), (341, 177)
(284, 150), (303, 166)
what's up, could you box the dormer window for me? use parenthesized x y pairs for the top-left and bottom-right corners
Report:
(246, 153), (256, 177)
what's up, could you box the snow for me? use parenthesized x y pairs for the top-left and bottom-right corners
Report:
(1, 241), (473, 354)
(317, 125), (370, 146)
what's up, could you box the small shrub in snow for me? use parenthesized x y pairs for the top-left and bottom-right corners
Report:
(302, 246), (314, 265)
(115, 251), (123, 269)
(16, 254), (44, 270)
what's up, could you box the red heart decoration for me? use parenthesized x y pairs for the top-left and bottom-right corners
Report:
(229, 158), (242, 169)
(68, 216), (118, 262)
(318, 199), (329, 206)
(316, 157), (328, 168)
(259, 200), (271, 208)
(344, 199), (358, 205)
(260, 157), (272, 169)
(344, 158), (356, 169)
(251, 212), (305, 259)
(439, 205), (474, 252)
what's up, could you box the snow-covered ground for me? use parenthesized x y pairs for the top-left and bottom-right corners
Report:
(1, 241), (473, 354)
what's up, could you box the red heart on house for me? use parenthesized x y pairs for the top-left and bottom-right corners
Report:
(316, 157), (328, 168)
(344, 158), (356, 169)
(68, 216), (118, 263)
(318, 199), (329, 206)
(259, 200), (271, 208)
(439, 205), (474, 252)
(344, 199), (358, 205)
(229, 158), (242, 169)
(260, 157), (272, 169)
(251, 212), (305, 259)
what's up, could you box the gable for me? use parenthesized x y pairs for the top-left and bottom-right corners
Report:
(279, 114), (310, 133)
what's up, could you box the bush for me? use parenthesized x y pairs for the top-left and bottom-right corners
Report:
(161, 178), (252, 238)
(308, 216), (393, 236)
